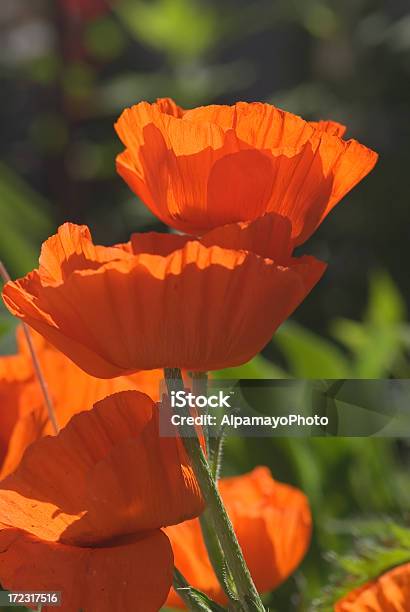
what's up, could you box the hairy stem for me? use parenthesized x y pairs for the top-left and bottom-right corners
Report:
(164, 368), (265, 612)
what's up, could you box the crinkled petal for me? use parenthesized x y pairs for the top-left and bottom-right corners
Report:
(0, 391), (203, 545)
(39, 223), (130, 284)
(0, 528), (173, 612)
(3, 225), (326, 376)
(263, 133), (378, 245)
(335, 563), (410, 611)
(183, 102), (314, 149)
(0, 364), (163, 479)
(131, 214), (293, 262)
(155, 97), (185, 117)
(309, 119), (347, 137)
(115, 100), (377, 239)
(116, 104), (250, 233)
(200, 213), (293, 261)
(0, 324), (162, 478)
(116, 102), (285, 233)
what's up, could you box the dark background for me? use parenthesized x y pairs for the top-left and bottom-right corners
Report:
(1, 1), (410, 610)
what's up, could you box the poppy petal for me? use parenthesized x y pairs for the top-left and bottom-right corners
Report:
(0, 373), (37, 467)
(155, 97), (185, 117)
(0, 324), (163, 478)
(0, 364), (163, 479)
(116, 148), (159, 215)
(335, 563), (410, 611)
(309, 119), (347, 137)
(3, 225), (326, 375)
(0, 528), (173, 612)
(116, 103), (246, 234)
(264, 132), (378, 245)
(219, 467), (312, 592)
(130, 213), (293, 262)
(130, 231), (192, 256)
(183, 102), (314, 149)
(200, 213), (293, 261)
(166, 467), (312, 607)
(0, 390), (203, 545)
(0, 385), (43, 478)
(39, 223), (130, 284)
(205, 149), (276, 227)
(116, 100), (377, 239)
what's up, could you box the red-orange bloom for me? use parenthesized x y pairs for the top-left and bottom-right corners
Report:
(2, 221), (325, 377)
(115, 98), (378, 244)
(0, 390), (203, 612)
(335, 562), (410, 611)
(0, 326), (162, 478)
(165, 466), (312, 607)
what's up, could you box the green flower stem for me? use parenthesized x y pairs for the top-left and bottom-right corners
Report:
(173, 567), (227, 612)
(164, 368), (265, 612)
(199, 510), (239, 606)
(192, 371), (210, 453)
(191, 372), (238, 604)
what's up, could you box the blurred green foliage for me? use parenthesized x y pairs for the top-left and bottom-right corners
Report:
(0, 163), (52, 277)
(116, 0), (220, 59)
(1, 0), (409, 610)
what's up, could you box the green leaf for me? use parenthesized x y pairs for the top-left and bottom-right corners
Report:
(312, 519), (410, 610)
(330, 318), (368, 353)
(273, 322), (351, 378)
(331, 271), (407, 377)
(0, 305), (18, 355)
(0, 314), (15, 339)
(0, 162), (52, 276)
(116, 0), (219, 59)
(366, 270), (406, 326)
(328, 518), (410, 550)
(353, 327), (402, 377)
(339, 546), (410, 576)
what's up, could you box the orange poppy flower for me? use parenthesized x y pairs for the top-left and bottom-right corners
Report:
(0, 390), (203, 612)
(335, 562), (410, 611)
(115, 98), (378, 244)
(165, 466), (312, 607)
(2, 220), (325, 377)
(0, 325), (163, 478)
